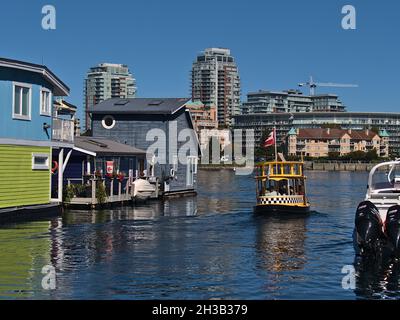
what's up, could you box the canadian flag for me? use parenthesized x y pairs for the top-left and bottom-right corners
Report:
(264, 129), (276, 148)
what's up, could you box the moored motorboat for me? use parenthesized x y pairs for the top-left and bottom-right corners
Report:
(254, 160), (311, 214)
(132, 178), (157, 201)
(354, 160), (400, 259)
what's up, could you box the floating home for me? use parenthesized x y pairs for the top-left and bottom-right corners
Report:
(55, 136), (153, 207)
(0, 57), (74, 219)
(89, 98), (200, 196)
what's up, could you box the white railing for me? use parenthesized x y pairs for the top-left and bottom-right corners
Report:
(53, 118), (74, 143)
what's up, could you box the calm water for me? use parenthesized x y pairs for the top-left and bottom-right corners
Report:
(0, 170), (397, 300)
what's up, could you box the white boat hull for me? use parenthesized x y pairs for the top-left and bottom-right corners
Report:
(132, 179), (156, 201)
(354, 160), (400, 258)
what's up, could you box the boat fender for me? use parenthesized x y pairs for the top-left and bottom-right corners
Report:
(385, 205), (400, 256)
(51, 161), (59, 174)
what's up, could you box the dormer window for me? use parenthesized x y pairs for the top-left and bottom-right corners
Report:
(40, 88), (52, 116)
(13, 82), (31, 120)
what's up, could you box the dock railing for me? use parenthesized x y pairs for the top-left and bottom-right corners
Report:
(65, 176), (134, 207)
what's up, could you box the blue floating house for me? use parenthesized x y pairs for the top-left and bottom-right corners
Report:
(0, 57), (73, 217)
(56, 136), (147, 186)
(89, 98), (200, 196)
(52, 136), (149, 206)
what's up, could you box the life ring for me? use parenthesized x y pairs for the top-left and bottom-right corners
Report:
(51, 161), (59, 174)
(170, 169), (176, 177)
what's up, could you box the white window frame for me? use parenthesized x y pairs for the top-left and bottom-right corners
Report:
(102, 115), (116, 129)
(40, 87), (52, 116)
(172, 155), (179, 172)
(32, 153), (50, 170)
(186, 156), (198, 187)
(13, 82), (32, 121)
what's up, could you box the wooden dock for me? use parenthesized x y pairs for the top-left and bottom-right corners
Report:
(65, 177), (159, 209)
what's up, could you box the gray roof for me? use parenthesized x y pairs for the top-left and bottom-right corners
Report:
(74, 136), (146, 156)
(88, 98), (190, 115)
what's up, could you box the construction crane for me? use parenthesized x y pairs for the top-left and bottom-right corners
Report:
(298, 76), (358, 96)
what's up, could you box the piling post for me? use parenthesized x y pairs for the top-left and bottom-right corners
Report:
(91, 178), (96, 206)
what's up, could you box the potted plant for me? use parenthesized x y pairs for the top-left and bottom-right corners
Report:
(94, 170), (103, 179)
(117, 172), (125, 182)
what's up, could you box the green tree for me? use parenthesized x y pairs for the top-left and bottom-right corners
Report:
(365, 149), (379, 161)
(328, 152), (340, 160)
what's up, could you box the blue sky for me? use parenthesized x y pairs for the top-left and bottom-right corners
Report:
(1, 0), (399, 120)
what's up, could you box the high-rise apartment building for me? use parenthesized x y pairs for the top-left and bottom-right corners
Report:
(191, 48), (241, 127)
(84, 63), (137, 130)
(241, 90), (346, 114)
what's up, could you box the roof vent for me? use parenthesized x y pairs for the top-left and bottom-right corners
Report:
(87, 139), (108, 148)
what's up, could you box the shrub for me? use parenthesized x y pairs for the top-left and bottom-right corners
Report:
(96, 182), (107, 205)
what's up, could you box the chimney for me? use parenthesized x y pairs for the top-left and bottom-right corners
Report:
(326, 128), (330, 135)
(366, 129), (369, 136)
(348, 128), (352, 135)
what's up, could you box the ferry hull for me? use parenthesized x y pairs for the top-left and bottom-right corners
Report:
(254, 204), (310, 215)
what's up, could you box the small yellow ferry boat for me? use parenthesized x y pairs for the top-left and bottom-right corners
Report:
(254, 160), (311, 214)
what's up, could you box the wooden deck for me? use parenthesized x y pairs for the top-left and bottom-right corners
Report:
(66, 177), (159, 208)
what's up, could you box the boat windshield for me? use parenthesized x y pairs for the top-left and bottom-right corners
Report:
(370, 163), (400, 192)
(257, 178), (305, 197)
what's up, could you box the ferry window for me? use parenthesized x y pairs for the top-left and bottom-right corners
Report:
(13, 83), (31, 120)
(32, 153), (50, 170)
(40, 88), (52, 116)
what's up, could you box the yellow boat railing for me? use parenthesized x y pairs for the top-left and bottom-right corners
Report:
(255, 161), (305, 179)
(255, 161), (309, 207)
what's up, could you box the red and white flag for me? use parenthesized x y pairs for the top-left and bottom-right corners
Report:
(264, 129), (276, 148)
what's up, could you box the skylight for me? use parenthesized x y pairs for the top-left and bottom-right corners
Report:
(148, 100), (163, 106)
(87, 139), (108, 148)
(114, 99), (130, 106)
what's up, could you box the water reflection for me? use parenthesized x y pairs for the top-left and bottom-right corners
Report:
(0, 221), (52, 299)
(355, 257), (400, 299)
(255, 214), (307, 273)
(3, 170), (400, 299)
(62, 197), (198, 225)
(196, 169), (249, 214)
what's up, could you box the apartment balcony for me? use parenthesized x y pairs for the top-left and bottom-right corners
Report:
(52, 118), (74, 144)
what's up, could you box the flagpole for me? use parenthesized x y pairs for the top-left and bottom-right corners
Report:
(274, 127), (278, 162)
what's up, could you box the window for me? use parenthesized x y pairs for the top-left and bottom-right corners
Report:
(13, 83), (31, 120)
(171, 155), (179, 173)
(102, 115), (116, 129)
(40, 88), (52, 116)
(186, 156), (198, 187)
(32, 153), (50, 170)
